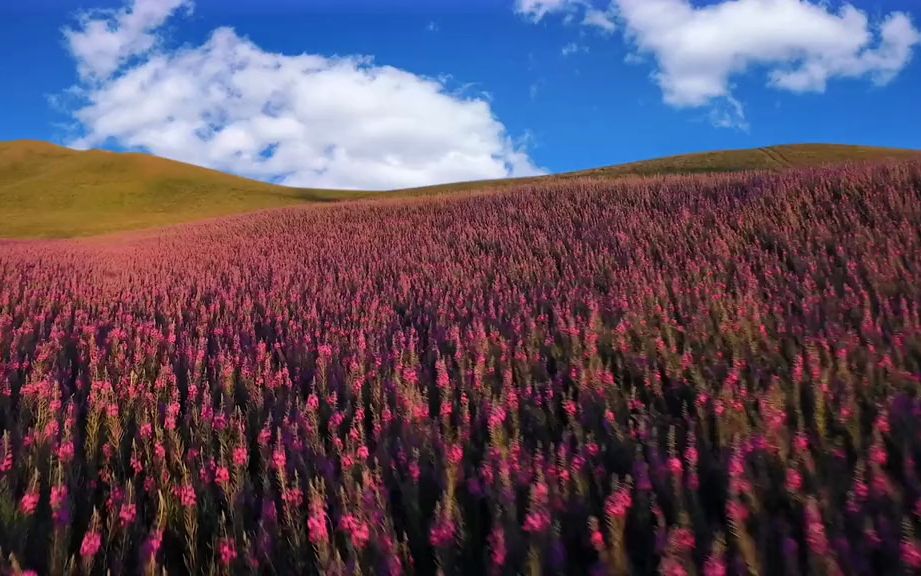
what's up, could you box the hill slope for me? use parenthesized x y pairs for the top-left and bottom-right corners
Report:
(565, 143), (921, 178)
(391, 143), (921, 196)
(1, 141), (917, 238)
(0, 141), (361, 238)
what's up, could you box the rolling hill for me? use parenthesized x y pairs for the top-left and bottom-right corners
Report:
(562, 143), (921, 178)
(0, 141), (362, 238)
(400, 143), (921, 195)
(1, 140), (918, 238)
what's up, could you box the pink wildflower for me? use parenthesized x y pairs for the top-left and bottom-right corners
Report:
(51, 485), (68, 509)
(590, 529), (604, 552)
(218, 538), (237, 566)
(308, 512), (329, 544)
(523, 511), (551, 533)
(429, 519), (456, 548)
(490, 528), (506, 567)
(870, 445), (887, 467)
(272, 448), (287, 470)
(119, 503), (137, 526)
(804, 502), (828, 556)
(704, 556), (727, 576)
(902, 541), (921, 569)
(81, 531), (102, 559)
(19, 491), (39, 516)
(175, 484), (197, 508)
(667, 457), (683, 476)
(214, 466), (231, 487)
(605, 487), (633, 519)
(58, 441), (75, 463)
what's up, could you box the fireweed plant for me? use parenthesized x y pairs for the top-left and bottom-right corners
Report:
(1, 162), (920, 575)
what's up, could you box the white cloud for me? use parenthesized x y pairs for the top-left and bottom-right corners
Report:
(64, 0), (192, 82)
(615, 0), (920, 108)
(708, 96), (749, 131)
(517, 0), (615, 32)
(518, 0), (919, 128)
(515, 0), (578, 22)
(561, 42), (589, 56)
(65, 0), (543, 190)
(582, 6), (617, 34)
(529, 81), (542, 100)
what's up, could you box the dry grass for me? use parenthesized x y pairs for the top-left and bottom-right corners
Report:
(1, 141), (917, 238)
(567, 143), (921, 177)
(0, 141), (365, 238)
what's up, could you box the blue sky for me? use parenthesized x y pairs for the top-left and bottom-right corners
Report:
(1, 0), (920, 189)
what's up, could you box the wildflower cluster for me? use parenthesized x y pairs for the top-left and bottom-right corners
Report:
(0, 162), (920, 574)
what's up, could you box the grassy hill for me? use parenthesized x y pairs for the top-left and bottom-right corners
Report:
(401, 143), (921, 195)
(563, 143), (921, 178)
(0, 141), (362, 238)
(1, 141), (917, 238)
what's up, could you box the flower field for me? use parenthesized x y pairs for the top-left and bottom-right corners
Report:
(1, 161), (921, 575)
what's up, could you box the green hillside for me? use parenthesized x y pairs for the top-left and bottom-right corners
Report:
(0, 141), (362, 238)
(1, 141), (917, 238)
(565, 143), (921, 178)
(401, 143), (921, 195)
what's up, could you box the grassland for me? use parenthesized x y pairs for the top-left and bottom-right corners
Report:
(1, 140), (917, 238)
(564, 143), (921, 178)
(400, 143), (921, 195)
(0, 141), (363, 238)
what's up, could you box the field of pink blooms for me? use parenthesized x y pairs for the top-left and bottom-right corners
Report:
(1, 161), (921, 575)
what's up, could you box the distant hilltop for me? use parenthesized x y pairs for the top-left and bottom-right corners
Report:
(1, 140), (918, 238)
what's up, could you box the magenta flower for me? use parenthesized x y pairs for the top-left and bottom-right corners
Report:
(119, 503), (137, 526)
(218, 538), (237, 566)
(605, 486), (633, 519)
(50, 485), (68, 509)
(174, 484), (196, 508)
(703, 556), (727, 576)
(232, 446), (248, 468)
(58, 441), (75, 463)
(272, 448), (287, 471)
(489, 528), (506, 567)
(214, 466), (231, 487)
(429, 519), (456, 548)
(81, 530), (102, 559)
(522, 511), (551, 534)
(308, 513), (329, 544)
(804, 501), (828, 556)
(667, 457), (683, 476)
(19, 491), (39, 516)
(0, 157), (919, 575)
(902, 541), (921, 569)
(590, 529), (604, 552)
(142, 529), (163, 564)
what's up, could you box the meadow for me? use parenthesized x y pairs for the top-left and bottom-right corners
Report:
(1, 161), (920, 575)
(2, 141), (916, 239)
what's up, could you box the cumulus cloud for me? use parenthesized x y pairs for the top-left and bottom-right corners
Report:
(582, 6), (617, 34)
(65, 0), (543, 190)
(64, 0), (192, 82)
(616, 0), (921, 108)
(518, 0), (919, 128)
